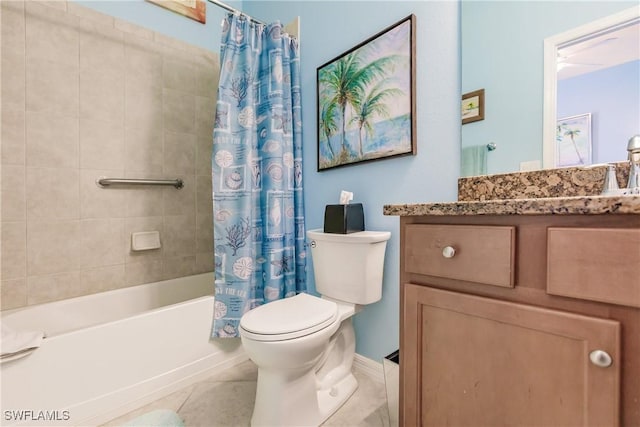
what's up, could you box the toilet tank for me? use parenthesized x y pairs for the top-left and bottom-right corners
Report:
(307, 229), (391, 305)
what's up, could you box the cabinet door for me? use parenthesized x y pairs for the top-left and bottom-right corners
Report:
(401, 284), (620, 426)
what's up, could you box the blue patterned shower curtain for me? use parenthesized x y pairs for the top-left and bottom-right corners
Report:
(211, 14), (306, 338)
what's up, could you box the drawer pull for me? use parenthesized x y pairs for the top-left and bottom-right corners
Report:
(442, 246), (456, 258)
(589, 350), (613, 368)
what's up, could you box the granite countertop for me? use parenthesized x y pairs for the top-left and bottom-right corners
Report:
(383, 195), (640, 216)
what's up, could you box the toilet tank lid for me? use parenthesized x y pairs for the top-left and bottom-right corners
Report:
(240, 293), (337, 336)
(307, 229), (391, 243)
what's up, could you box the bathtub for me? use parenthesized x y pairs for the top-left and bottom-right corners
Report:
(0, 273), (247, 426)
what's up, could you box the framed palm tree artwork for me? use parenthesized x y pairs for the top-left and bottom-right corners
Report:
(556, 113), (592, 167)
(317, 15), (416, 171)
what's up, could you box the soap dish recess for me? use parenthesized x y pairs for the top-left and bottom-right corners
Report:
(131, 231), (161, 251)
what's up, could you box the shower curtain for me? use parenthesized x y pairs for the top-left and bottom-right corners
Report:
(211, 13), (306, 338)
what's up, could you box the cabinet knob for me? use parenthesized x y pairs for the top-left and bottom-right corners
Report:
(589, 350), (613, 368)
(442, 246), (456, 258)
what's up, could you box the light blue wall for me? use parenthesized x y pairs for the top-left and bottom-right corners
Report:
(75, 0), (461, 361)
(461, 0), (636, 175)
(243, 1), (461, 361)
(558, 60), (640, 163)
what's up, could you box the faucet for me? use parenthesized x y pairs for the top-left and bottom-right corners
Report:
(626, 135), (640, 194)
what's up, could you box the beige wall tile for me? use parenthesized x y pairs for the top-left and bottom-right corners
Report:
(25, 1), (78, 67)
(79, 169), (127, 219)
(68, 2), (115, 30)
(115, 18), (153, 40)
(27, 220), (81, 275)
(162, 255), (196, 280)
(2, 51), (26, 110)
(26, 167), (79, 220)
(163, 56), (197, 95)
(2, 110), (26, 165)
(1, 0), (221, 307)
(196, 136), (212, 177)
(1, 222), (27, 280)
(124, 216), (163, 263)
(125, 259), (163, 287)
(27, 271), (83, 305)
(26, 57), (78, 116)
(195, 251), (214, 274)
(163, 175), (195, 216)
(28, 1), (67, 12)
(164, 131), (195, 175)
(79, 25), (125, 72)
(26, 111), (79, 168)
(78, 218), (125, 269)
(196, 175), (213, 215)
(125, 185), (164, 218)
(163, 214), (196, 257)
(1, 165), (26, 222)
(124, 126), (163, 173)
(124, 84), (162, 131)
(196, 64), (218, 100)
(163, 89), (196, 134)
(80, 68), (124, 123)
(124, 34), (162, 89)
(1, 278), (27, 310)
(80, 264), (126, 293)
(2, 0), (26, 56)
(154, 32), (199, 52)
(196, 212), (213, 254)
(195, 96), (215, 140)
(80, 118), (125, 170)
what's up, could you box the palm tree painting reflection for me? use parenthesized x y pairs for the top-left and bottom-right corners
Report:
(317, 15), (414, 170)
(556, 113), (592, 167)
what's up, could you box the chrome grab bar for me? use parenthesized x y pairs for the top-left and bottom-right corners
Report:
(96, 177), (184, 189)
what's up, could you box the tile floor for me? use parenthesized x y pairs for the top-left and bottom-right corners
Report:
(102, 360), (390, 427)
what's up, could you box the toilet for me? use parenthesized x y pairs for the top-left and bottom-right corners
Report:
(239, 229), (391, 427)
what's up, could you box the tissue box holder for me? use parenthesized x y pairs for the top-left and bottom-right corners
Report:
(324, 203), (364, 234)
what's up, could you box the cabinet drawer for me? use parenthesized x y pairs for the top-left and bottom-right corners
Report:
(404, 224), (516, 287)
(547, 227), (640, 308)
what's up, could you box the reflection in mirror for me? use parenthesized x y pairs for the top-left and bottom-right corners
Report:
(543, 8), (640, 169)
(461, 1), (639, 177)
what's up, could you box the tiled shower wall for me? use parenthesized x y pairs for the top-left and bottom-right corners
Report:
(1, 1), (219, 310)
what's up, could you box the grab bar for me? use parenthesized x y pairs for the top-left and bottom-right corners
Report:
(96, 177), (184, 189)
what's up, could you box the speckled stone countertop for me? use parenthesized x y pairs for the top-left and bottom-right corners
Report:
(386, 163), (640, 216)
(384, 195), (640, 216)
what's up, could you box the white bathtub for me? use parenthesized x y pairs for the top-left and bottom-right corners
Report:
(0, 273), (247, 426)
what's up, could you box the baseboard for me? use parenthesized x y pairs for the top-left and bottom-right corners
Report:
(353, 353), (386, 383)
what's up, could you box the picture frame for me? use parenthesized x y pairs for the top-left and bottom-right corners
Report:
(461, 89), (484, 125)
(556, 113), (592, 167)
(146, 0), (206, 24)
(317, 15), (416, 171)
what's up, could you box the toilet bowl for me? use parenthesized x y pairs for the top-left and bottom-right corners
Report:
(239, 229), (391, 427)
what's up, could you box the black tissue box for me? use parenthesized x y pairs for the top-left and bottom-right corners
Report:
(324, 203), (365, 234)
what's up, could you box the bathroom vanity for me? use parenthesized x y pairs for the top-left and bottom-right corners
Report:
(385, 172), (640, 426)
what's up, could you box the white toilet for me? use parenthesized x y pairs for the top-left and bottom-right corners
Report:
(239, 229), (391, 427)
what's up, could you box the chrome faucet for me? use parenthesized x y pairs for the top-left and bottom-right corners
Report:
(626, 135), (640, 194)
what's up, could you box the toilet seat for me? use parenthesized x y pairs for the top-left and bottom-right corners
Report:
(240, 293), (338, 342)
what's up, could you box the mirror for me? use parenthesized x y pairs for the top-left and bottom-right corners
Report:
(461, 1), (640, 177)
(543, 8), (639, 169)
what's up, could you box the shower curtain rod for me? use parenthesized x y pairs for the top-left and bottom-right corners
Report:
(206, 0), (267, 25)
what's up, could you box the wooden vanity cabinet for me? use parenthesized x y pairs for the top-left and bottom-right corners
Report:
(399, 214), (640, 427)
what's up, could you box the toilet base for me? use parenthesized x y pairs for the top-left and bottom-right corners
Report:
(317, 371), (358, 424)
(250, 368), (358, 427)
(248, 319), (358, 427)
